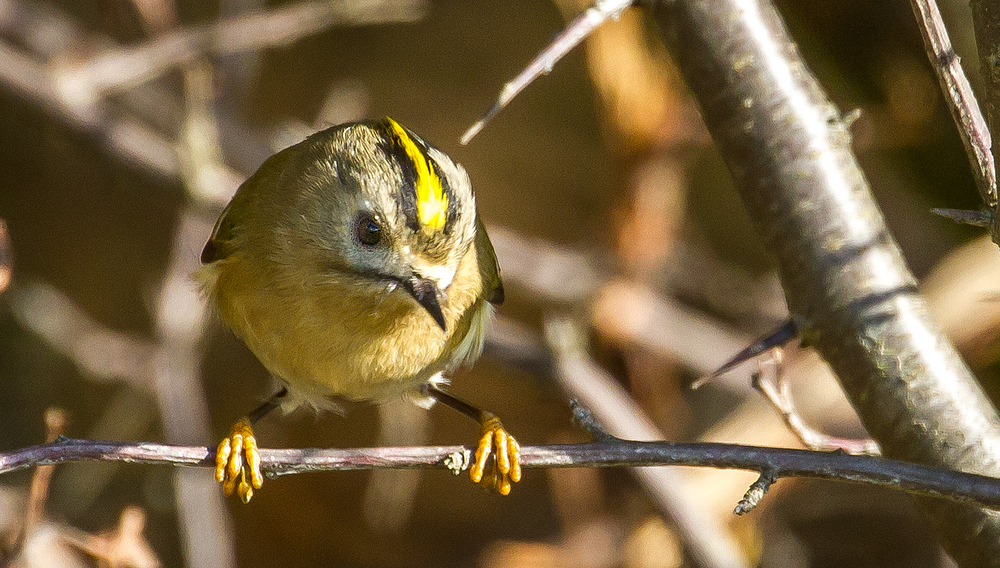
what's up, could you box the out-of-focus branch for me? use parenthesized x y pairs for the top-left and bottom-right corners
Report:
(10, 282), (157, 385)
(922, 234), (1000, 366)
(0, 35), (208, 184)
(488, 227), (767, 396)
(910, 0), (996, 208)
(3, 438), (1000, 512)
(591, 280), (751, 384)
(144, 62), (234, 568)
(67, 0), (426, 95)
(544, 316), (748, 568)
(0, 0), (419, 191)
(651, 0), (1000, 565)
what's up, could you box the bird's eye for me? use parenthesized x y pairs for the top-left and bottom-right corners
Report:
(354, 212), (383, 247)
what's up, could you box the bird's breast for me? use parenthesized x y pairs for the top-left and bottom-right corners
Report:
(207, 243), (486, 403)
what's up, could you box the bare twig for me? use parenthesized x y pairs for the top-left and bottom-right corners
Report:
(733, 470), (776, 515)
(910, 0), (996, 207)
(460, 0), (634, 144)
(750, 353), (880, 456)
(2, 438), (1000, 512)
(971, 0), (1000, 241)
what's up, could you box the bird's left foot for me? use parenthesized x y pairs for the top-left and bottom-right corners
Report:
(469, 414), (521, 495)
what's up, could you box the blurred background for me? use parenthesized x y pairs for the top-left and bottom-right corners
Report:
(0, 0), (997, 566)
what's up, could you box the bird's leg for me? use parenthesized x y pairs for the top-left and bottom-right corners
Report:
(426, 386), (521, 495)
(216, 386), (287, 503)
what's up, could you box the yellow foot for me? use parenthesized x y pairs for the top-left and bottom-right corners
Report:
(215, 418), (263, 503)
(469, 415), (521, 495)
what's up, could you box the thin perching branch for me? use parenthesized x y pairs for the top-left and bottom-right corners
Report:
(3, 438), (1000, 512)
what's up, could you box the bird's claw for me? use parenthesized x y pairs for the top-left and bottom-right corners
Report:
(215, 417), (263, 503)
(469, 415), (521, 495)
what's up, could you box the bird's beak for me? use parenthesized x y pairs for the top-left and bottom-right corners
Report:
(402, 275), (447, 331)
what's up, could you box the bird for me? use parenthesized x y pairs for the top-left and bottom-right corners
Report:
(195, 117), (520, 503)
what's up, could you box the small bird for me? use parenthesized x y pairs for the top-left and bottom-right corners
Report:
(196, 118), (520, 502)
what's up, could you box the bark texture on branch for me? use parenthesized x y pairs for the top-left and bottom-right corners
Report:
(651, 0), (1000, 564)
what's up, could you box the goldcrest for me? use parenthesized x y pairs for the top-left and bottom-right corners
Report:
(196, 118), (520, 502)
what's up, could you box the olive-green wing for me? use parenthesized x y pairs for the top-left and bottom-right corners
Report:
(475, 216), (504, 305)
(201, 147), (293, 264)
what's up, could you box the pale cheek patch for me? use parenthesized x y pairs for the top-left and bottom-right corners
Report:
(412, 259), (458, 292)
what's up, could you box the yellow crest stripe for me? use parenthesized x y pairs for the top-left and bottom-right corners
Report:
(386, 118), (448, 232)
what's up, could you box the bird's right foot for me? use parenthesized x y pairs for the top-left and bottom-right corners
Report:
(215, 417), (263, 503)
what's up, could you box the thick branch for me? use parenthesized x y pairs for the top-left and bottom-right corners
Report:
(3, 438), (1000, 511)
(651, 0), (1000, 565)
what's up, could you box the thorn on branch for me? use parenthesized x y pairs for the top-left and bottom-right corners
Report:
(694, 319), (797, 388)
(931, 208), (993, 227)
(734, 470), (777, 515)
(841, 108), (863, 129)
